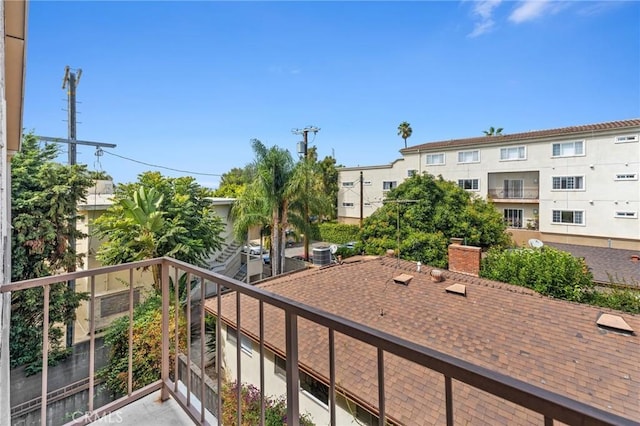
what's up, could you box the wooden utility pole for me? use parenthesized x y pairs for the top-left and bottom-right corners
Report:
(36, 67), (116, 348)
(292, 126), (320, 261)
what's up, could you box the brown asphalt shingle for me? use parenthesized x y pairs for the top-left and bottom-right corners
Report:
(205, 257), (639, 425)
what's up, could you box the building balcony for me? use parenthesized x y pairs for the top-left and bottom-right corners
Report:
(2, 258), (633, 426)
(488, 188), (540, 203)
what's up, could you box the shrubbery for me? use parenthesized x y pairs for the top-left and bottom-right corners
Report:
(317, 222), (359, 245)
(481, 246), (640, 313)
(98, 295), (187, 395)
(480, 247), (594, 302)
(221, 381), (315, 426)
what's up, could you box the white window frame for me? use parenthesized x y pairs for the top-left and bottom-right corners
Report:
(407, 169), (418, 177)
(500, 146), (526, 161)
(342, 202), (354, 208)
(551, 175), (585, 191)
(457, 150), (480, 164)
(227, 326), (252, 355)
(426, 153), (445, 165)
(614, 173), (638, 181)
(552, 210), (585, 226)
(615, 211), (637, 219)
(382, 181), (397, 191)
(615, 134), (639, 144)
(274, 354), (286, 377)
(300, 370), (329, 407)
(341, 181), (354, 187)
(552, 140), (585, 157)
(458, 178), (479, 191)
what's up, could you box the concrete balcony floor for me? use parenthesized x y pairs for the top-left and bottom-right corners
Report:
(88, 391), (196, 425)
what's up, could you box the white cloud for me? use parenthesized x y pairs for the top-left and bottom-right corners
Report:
(508, 0), (552, 24)
(468, 0), (502, 38)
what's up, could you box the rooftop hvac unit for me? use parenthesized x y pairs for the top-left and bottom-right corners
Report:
(312, 247), (332, 266)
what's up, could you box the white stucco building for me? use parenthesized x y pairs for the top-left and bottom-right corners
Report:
(338, 119), (640, 250)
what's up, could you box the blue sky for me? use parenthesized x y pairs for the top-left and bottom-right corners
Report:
(23, 1), (640, 188)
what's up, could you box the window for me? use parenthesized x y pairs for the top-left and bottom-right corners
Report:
(615, 135), (639, 143)
(500, 146), (526, 161)
(552, 176), (584, 190)
(504, 209), (523, 228)
(407, 169), (418, 177)
(615, 211), (637, 219)
(457, 150), (480, 163)
(226, 326), (252, 355)
(363, 180), (372, 186)
(342, 202), (354, 208)
(300, 371), (329, 405)
(552, 140), (584, 157)
(426, 153), (445, 165)
(615, 173), (638, 181)
(382, 181), (397, 190)
(552, 210), (584, 225)
(356, 406), (379, 425)
(458, 179), (479, 191)
(274, 354), (286, 377)
(341, 181), (354, 187)
(503, 179), (523, 198)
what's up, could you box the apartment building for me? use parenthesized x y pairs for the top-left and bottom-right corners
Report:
(338, 119), (640, 250)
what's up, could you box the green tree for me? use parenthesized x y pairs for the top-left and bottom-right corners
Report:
(397, 121), (413, 148)
(483, 126), (503, 136)
(93, 172), (225, 291)
(10, 133), (93, 373)
(287, 154), (333, 260)
(360, 173), (510, 268)
(316, 154), (340, 220)
(213, 166), (256, 198)
(234, 140), (295, 275)
(480, 246), (594, 302)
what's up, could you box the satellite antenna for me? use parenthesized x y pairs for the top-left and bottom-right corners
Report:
(528, 238), (544, 248)
(329, 244), (338, 254)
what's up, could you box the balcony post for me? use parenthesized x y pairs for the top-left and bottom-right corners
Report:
(161, 260), (170, 401)
(285, 311), (300, 426)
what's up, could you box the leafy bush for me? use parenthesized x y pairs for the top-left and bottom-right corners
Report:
(589, 287), (640, 314)
(98, 295), (187, 395)
(221, 381), (315, 426)
(317, 222), (359, 244)
(480, 247), (594, 302)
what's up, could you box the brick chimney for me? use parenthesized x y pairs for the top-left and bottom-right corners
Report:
(448, 240), (481, 277)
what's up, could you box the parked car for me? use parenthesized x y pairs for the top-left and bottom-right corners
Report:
(242, 242), (266, 255)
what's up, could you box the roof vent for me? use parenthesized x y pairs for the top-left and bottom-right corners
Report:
(445, 283), (466, 296)
(596, 313), (634, 334)
(393, 274), (413, 285)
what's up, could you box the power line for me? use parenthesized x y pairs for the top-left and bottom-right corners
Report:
(100, 149), (223, 177)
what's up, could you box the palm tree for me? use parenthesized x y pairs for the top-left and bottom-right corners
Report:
(287, 156), (333, 262)
(233, 139), (295, 276)
(397, 121), (413, 148)
(483, 126), (504, 136)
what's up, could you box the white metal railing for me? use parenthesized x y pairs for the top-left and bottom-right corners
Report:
(1, 257), (635, 426)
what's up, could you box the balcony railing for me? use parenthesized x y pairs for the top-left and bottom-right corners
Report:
(488, 188), (539, 200)
(1, 258), (633, 426)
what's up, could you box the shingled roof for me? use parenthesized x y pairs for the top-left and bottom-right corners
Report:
(401, 119), (640, 153)
(205, 256), (639, 425)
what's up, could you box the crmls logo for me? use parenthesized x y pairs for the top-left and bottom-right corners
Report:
(71, 411), (124, 423)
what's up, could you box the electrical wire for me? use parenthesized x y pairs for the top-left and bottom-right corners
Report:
(100, 149), (223, 177)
